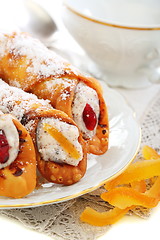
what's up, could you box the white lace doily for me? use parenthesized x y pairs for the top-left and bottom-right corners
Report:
(0, 90), (160, 240)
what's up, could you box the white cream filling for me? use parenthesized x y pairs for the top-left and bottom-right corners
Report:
(36, 118), (83, 166)
(72, 82), (100, 139)
(0, 114), (19, 169)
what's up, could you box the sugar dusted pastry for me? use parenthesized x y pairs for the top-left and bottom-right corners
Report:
(0, 111), (36, 198)
(0, 80), (87, 185)
(0, 31), (109, 155)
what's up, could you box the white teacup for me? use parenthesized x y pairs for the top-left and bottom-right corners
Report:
(62, 0), (160, 88)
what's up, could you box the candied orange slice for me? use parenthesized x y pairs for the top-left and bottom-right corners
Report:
(80, 177), (160, 226)
(142, 145), (160, 160)
(131, 180), (146, 193)
(101, 187), (159, 209)
(80, 180), (145, 226)
(146, 176), (160, 199)
(142, 145), (160, 185)
(80, 147), (160, 227)
(80, 206), (131, 226)
(105, 159), (160, 190)
(43, 123), (81, 160)
(102, 176), (160, 210)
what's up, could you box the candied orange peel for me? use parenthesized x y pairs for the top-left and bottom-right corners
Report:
(142, 145), (160, 160)
(80, 206), (131, 226)
(131, 180), (146, 193)
(80, 146), (160, 226)
(101, 187), (159, 209)
(104, 158), (160, 190)
(43, 123), (81, 160)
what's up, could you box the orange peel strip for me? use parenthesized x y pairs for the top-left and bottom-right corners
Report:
(105, 159), (160, 190)
(146, 176), (160, 199)
(43, 123), (80, 160)
(101, 187), (159, 209)
(131, 180), (146, 193)
(102, 174), (160, 210)
(81, 177), (160, 226)
(142, 145), (160, 186)
(80, 206), (131, 226)
(142, 145), (160, 160)
(80, 180), (144, 226)
(80, 147), (160, 226)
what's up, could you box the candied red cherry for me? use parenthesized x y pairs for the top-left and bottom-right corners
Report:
(83, 103), (97, 131)
(0, 130), (9, 164)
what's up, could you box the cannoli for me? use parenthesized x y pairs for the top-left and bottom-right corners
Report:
(0, 32), (109, 155)
(0, 110), (36, 198)
(0, 80), (87, 185)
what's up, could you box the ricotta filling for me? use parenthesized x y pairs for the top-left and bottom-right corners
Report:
(0, 114), (19, 169)
(36, 118), (83, 166)
(72, 82), (100, 139)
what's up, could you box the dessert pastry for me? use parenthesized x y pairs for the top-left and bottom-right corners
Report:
(0, 32), (109, 155)
(0, 110), (36, 198)
(0, 80), (87, 185)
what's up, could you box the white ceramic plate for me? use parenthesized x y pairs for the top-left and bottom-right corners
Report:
(0, 81), (141, 209)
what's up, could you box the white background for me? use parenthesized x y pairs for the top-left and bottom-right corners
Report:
(0, 0), (160, 239)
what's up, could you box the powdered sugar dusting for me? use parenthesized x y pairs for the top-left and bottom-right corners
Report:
(60, 90), (70, 101)
(10, 80), (21, 88)
(25, 120), (36, 133)
(0, 79), (51, 122)
(0, 32), (78, 78)
(45, 77), (75, 90)
(0, 80), (84, 166)
(45, 77), (75, 100)
(0, 33), (7, 57)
